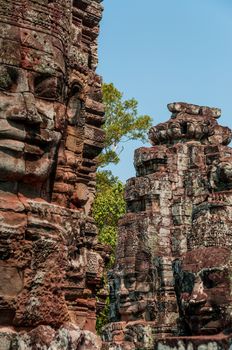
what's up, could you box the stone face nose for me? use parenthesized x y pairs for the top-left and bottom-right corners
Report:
(22, 92), (43, 124)
(118, 281), (129, 297)
(188, 280), (208, 306)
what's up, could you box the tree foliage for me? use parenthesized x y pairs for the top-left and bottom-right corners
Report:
(93, 171), (126, 252)
(94, 83), (152, 332)
(98, 83), (153, 167)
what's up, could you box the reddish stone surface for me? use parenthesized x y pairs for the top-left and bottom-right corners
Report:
(103, 103), (232, 349)
(0, 0), (107, 348)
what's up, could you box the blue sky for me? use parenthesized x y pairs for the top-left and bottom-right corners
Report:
(98, 0), (232, 182)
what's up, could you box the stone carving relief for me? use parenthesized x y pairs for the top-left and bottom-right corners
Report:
(173, 247), (232, 336)
(109, 214), (158, 324)
(0, 0), (107, 349)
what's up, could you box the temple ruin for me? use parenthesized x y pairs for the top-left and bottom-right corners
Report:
(103, 102), (232, 349)
(0, 0), (232, 349)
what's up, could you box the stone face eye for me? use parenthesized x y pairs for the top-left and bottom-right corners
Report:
(201, 270), (225, 289)
(124, 275), (136, 289)
(34, 74), (63, 101)
(0, 66), (18, 91)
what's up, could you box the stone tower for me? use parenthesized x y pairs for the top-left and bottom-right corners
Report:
(103, 103), (232, 349)
(0, 0), (107, 348)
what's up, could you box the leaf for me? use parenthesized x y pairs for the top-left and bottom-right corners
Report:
(99, 82), (153, 167)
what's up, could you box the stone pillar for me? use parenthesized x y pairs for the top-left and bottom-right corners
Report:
(103, 102), (232, 349)
(0, 0), (107, 348)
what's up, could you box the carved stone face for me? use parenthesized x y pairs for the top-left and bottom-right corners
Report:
(0, 34), (66, 184)
(115, 253), (157, 322)
(174, 247), (232, 335)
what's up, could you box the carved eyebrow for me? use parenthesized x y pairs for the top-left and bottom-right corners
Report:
(34, 73), (63, 85)
(198, 267), (226, 276)
(124, 273), (136, 278)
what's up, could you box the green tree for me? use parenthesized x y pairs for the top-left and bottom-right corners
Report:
(94, 82), (152, 253)
(94, 83), (152, 332)
(99, 82), (152, 167)
(93, 171), (126, 252)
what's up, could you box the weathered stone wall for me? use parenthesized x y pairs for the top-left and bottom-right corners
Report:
(0, 0), (107, 349)
(103, 103), (232, 349)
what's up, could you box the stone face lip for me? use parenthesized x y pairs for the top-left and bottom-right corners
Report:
(167, 102), (221, 118)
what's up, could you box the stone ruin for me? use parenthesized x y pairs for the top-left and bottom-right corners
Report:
(0, 0), (108, 348)
(103, 102), (232, 349)
(1, 0), (232, 349)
